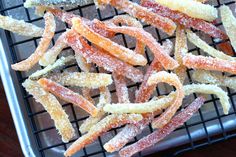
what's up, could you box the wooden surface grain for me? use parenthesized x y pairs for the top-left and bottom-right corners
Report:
(0, 78), (236, 157)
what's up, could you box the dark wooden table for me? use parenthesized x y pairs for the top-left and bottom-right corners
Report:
(0, 79), (236, 157)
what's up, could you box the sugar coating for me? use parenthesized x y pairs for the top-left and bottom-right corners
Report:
(79, 87), (111, 134)
(65, 31), (144, 83)
(22, 79), (75, 142)
(39, 32), (68, 66)
(183, 54), (236, 75)
(105, 22), (178, 70)
(141, 0), (227, 39)
(155, 0), (218, 22)
(0, 14), (43, 37)
(49, 72), (112, 89)
(99, 0), (176, 35)
(220, 5), (236, 52)
(192, 70), (236, 91)
(174, 25), (187, 84)
(184, 83), (230, 114)
(119, 97), (205, 157)
(38, 78), (99, 117)
(186, 30), (235, 61)
(72, 18), (147, 66)
(64, 114), (143, 157)
(30, 55), (75, 80)
(11, 12), (56, 71)
(24, 0), (93, 8)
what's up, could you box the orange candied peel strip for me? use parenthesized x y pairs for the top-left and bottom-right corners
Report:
(96, 20), (178, 70)
(96, 0), (177, 35)
(217, 42), (235, 57)
(65, 30), (144, 83)
(37, 78), (98, 117)
(174, 25), (188, 83)
(183, 54), (236, 75)
(113, 72), (130, 103)
(119, 97), (205, 157)
(39, 31), (68, 66)
(64, 114), (143, 157)
(79, 87), (111, 134)
(71, 17), (147, 66)
(147, 71), (184, 128)
(11, 12), (56, 71)
(22, 79), (75, 143)
(107, 15), (145, 55)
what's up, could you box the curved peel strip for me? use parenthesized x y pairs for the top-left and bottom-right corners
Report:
(11, 12), (56, 71)
(39, 32), (68, 66)
(119, 97), (205, 157)
(72, 17), (147, 66)
(0, 14), (44, 37)
(155, 0), (218, 22)
(192, 70), (236, 90)
(79, 87), (111, 134)
(186, 30), (235, 61)
(48, 72), (112, 89)
(183, 54), (236, 75)
(141, 0), (226, 39)
(37, 78), (98, 117)
(23, 79), (74, 142)
(97, 0), (176, 35)
(64, 114), (143, 157)
(65, 30), (144, 83)
(220, 5), (236, 52)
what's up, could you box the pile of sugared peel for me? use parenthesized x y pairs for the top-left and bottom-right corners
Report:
(1, 0), (236, 156)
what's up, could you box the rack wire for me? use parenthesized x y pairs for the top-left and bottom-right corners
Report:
(1, 0), (236, 157)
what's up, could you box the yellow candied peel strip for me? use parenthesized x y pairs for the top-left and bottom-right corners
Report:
(192, 70), (236, 90)
(220, 5), (236, 52)
(79, 87), (111, 134)
(186, 30), (235, 61)
(0, 14), (44, 37)
(11, 12), (56, 71)
(104, 84), (230, 115)
(29, 55), (75, 80)
(64, 114), (143, 157)
(155, 0), (218, 21)
(49, 72), (113, 89)
(22, 79), (75, 142)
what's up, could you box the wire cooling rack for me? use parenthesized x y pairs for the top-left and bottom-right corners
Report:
(1, 0), (236, 157)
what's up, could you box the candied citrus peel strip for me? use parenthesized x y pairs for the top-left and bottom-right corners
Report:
(174, 25), (188, 83)
(96, 0), (176, 35)
(155, 0), (218, 22)
(98, 20), (178, 70)
(113, 72), (130, 103)
(220, 5), (236, 52)
(71, 17), (147, 66)
(193, 70), (236, 91)
(79, 87), (111, 134)
(37, 78), (98, 117)
(65, 30), (144, 83)
(48, 72), (112, 89)
(186, 30), (235, 61)
(11, 12), (56, 71)
(23, 79), (75, 143)
(39, 32), (68, 66)
(64, 114), (143, 157)
(30, 55), (75, 80)
(119, 97), (205, 157)
(183, 54), (236, 75)
(217, 42), (235, 57)
(141, 0), (226, 39)
(107, 15), (145, 55)
(0, 14), (44, 37)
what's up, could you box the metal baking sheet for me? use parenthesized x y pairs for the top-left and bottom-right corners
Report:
(1, 0), (236, 157)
